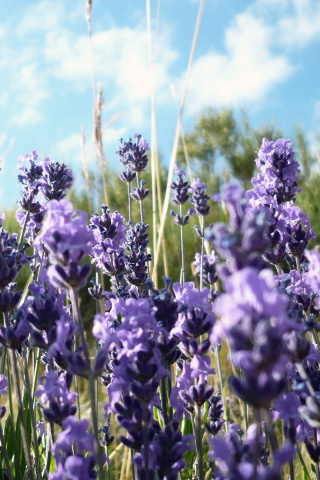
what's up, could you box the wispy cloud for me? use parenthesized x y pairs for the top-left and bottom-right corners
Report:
(178, 0), (320, 116)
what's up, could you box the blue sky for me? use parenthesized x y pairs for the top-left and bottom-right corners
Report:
(1, 0), (320, 210)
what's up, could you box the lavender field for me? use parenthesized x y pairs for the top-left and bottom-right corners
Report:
(2, 1), (320, 480)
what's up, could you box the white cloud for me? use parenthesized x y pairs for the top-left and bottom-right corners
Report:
(43, 23), (178, 127)
(181, 11), (293, 115)
(251, 0), (320, 49)
(53, 125), (127, 168)
(10, 64), (48, 125)
(178, 0), (320, 116)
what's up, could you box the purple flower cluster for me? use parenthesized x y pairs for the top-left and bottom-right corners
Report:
(247, 138), (301, 206)
(16, 151), (72, 242)
(4, 134), (320, 480)
(213, 268), (292, 407)
(49, 416), (100, 480)
(34, 200), (94, 290)
(247, 138), (316, 268)
(0, 373), (8, 419)
(206, 182), (270, 280)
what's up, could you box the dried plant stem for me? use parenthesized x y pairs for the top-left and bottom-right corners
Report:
(94, 86), (109, 207)
(18, 208), (31, 249)
(146, 0), (159, 287)
(81, 126), (93, 217)
(296, 362), (316, 397)
(153, 0), (206, 277)
(120, 446), (128, 480)
(70, 289), (105, 480)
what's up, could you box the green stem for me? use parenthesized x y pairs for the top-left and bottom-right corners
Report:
(180, 204), (185, 285)
(214, 345), (228, 432)
(296, 443), (312, 480)
(160, 377), (169, 425)
(4, 314), (35, 480)
(127, 181), (132, 224)
(7, 415), (22, 479)
(136, 172), (144, 224)
(142, 402), (149, 476)
(193, 405), (204, 480)
(70, 289), (105, 480)
(0, 420), (14, 480)
(22, 347), (42, 479)
(263, 408), (278, 453)
(200, 216), (205, 290)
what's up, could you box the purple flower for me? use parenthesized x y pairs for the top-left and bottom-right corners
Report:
(17, 151), (43, 189)
(36, 370), (77, 425)
(35, 200), (94, 264)
(0, 374), (8, 396)
(171, 167), (190, 206)
(193, 250), (218, 285)
(172, 282), (212, 312)
(39, 159), (73, 201)
(90, 206), (127, 255)
(305, 249), (320, 294)
(36, 421), (47, 437)
(50, 416), (99, 480)
(189, 178), (210, 216)
(247, 138), (301, 206)
(116, 134), (150, 172)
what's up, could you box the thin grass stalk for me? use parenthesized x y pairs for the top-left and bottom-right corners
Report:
(200, 216), (205, 290)
(22, 347), (42, 479)
(142, 403), (149, 476)
(170, 85), (193, 184)
(127, 182), (132, 224)
(153, 0), (206, 278)
(160, 377), (169, 425)
(0, 347), (6, 373)
(296, 443), (312, 480)
(70, 289), (104, 480)
(8, 348), (35, 479)
(31, 348), (41, 399)
(136, 172), (144, 223)
(314, 429), (320, 480)
(86, 0), (100, 211)
(86, 0), (96, 104)
(263, 408), (278, 453)
(18, 208), (30, 249)
(7, 415), (22, 480)
(146, 0), (159, 288)
(81, 126), (93, 217)
(180, 204), (185, 285)
(125, 446), (132, 480)
(120, 446), (128, 480)
(191, 407), (204, 480)
(154, 0), (161, 60)
(3, 314), (35, 480)
(6, 356), (14, 422)
(0, 420), (14, 480)
(94, 86), (109, 206)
